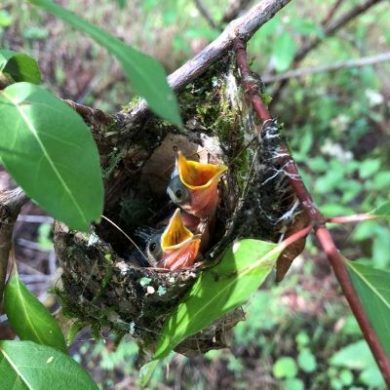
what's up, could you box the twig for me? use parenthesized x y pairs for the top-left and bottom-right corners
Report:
(234, 38), (390, 386)
(271, 0), (384, 102)
(221, 0), (252, 24)
(262, 52), (390, 83)
(0, 187), (29, 305)
(17, 215), (54, 224)
(327, 214), (376, 224)
(64, 99), (113, 127)
(320, 0), (344, 27)
(124, 0), (292, 124)
(194, 0), (219, 30)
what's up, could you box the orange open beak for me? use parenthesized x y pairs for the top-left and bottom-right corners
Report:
(160, 209), (201, 270)
(176, 151), (227, 218)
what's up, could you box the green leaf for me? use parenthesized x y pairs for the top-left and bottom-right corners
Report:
(339, 369), (354, 386)
(153, 239), (281, 360)
(0, 49), (41, 84)
(359, 158), (381, 179)
(297, 348), (317, 373)
(23, 26), (49, 40)
(346, 261), (390, 359)
(372, 202), (390, 218)
(283, 378), (304, 390)
(359, 365), (385, 387)
(291, 18), (323, 37)
(0, 340), (98, 389)
(0, 10), (12, 27)
(37, 223), (53, 250)
(0, 82), (103, 231)
(138, 360), (160, 387)
(4, 273), (67, 353)
(28, 0), (182, 127)
(273, 356), (298, 379)
(330, 340), (378, 370)
(372, 171), (390, 191)
(272, 32), (297, 73)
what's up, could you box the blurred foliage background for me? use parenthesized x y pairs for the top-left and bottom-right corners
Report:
(1, 0), (389, 388)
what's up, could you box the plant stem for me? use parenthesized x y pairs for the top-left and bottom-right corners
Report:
(234, 37), (390, 386)
(124, 0), (292, 124)
(262, 52), (390, 83)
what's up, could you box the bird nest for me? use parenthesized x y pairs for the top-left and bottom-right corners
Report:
(54, 57), (304, 356)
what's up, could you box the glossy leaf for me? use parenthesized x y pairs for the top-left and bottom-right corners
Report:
(346, 260), (390, 359)
(0, 82), (103, 231)
(140, 240), (281, 384)
(0, 49), (41, 84)
(4, 273), (67, 353)
(154, 239), (281, 360)
(28, 0), (182, 127)
(0, 340), (98, 390)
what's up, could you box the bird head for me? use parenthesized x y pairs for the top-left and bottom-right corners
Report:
(146, 208), (201, 270)
(167, 151), (227, 219)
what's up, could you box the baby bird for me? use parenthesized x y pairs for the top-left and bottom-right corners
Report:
(145, 208), (201, 270)
(167, 151), (227, 220)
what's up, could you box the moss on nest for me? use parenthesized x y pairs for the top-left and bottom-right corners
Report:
(54, 56), (295, 356)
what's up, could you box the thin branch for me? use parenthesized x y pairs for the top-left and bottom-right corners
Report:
(316, 227), (390, 384)
(271, 0), (384, 102)
(221, 0), (252, 24)
(194, 0), (219, 30)
(64, 99), (113, 127)
(124, 0), (292, 124)
(320, 0), (344, 27)
(0, 187), (29, 305)
(327, 214), (376, 224)
(262, 52), (390, 83)
(234, 38), (390, 386)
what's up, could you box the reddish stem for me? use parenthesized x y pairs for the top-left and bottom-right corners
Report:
(281, 223), (313, 249)
(316, 227), (390, 378)
(235, 39), (271, 123)
(234, 38), (390, 386)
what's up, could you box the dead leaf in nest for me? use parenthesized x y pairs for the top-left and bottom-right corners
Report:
(276, 209), (310, 282)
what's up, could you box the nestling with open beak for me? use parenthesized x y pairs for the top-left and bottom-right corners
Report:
(167, 151), (227, 220)
(145, 208), (201, 270)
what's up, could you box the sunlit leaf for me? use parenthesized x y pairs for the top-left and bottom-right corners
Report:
(273, 356), (298, 379)
(346, 260), (390, 359)
(4, 273), (66, 353)
(155, 239), (281, 359)
(0, 10), (12, 28)
(139, 240), (281, 384)
(0, 340), (98, 390)
(330, 340), (377, 370)
(0, 82), (103, 231)
(28, 0), (182, 127)
(0, 49), (41, 84)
